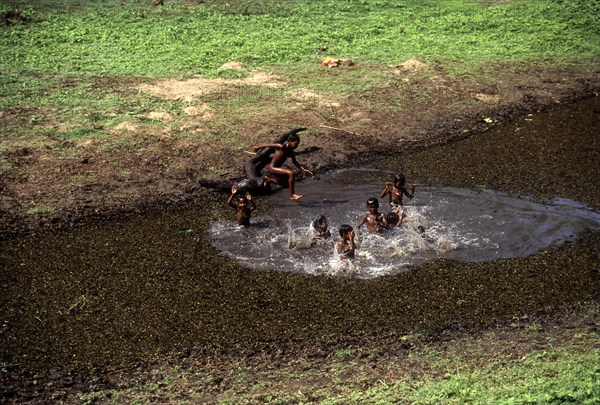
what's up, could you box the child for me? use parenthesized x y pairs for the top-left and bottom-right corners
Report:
(380, 173), (416, 211)
(308, 214), (331, 241)
(386, 210), (408, 228)
(336, 224), (356, 261)
(252, 133), (313, 200)
(244, 128), (306, 192)
(357, 197), (388, 233)
(227, 185), (256, 226)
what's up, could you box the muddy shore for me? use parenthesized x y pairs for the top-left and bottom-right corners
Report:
(1, 63), (599, 236)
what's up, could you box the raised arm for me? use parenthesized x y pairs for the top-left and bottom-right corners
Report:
(246, 193), (257, 211)
(227, 185), (240, 209)
(380, 182), (393, 198)
(403, 184), (417, 199)
(227, 193), (237, 209)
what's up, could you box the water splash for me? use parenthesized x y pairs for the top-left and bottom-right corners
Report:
(208, 169), (600, 278)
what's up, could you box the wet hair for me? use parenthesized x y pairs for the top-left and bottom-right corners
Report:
(288, 133), (300, 144)
(235, 179), (256, 194)
(386, 212), (399, 224)
(394, 173), (406, 184)
(312, 215), (327, 228)
(367, 197), (379, 207)
(339, 224), (353, 236)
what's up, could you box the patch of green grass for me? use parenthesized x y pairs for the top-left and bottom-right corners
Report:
(26, 205), (54, 215)
(1, 0), (598, 78)
(335, 348), (355, 358)
(313, 342), (600, 404)
(400, 348), (600, 404)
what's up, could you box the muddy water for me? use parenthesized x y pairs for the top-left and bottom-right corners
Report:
(210, 169), (600, 278)
(1, 97), (599, 372)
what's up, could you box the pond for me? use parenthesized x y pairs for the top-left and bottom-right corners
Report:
(210, 168), (600, 278)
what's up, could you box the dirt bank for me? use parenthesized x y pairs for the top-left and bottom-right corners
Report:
(1, 62), (599, 236)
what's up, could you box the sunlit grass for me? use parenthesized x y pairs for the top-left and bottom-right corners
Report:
(1, 0), (598, 78)
(1, 0), (598, 147)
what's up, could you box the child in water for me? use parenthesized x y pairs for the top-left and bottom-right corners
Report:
(357, 197), (388, 233)
(227, 185), (256, 226)
(381, 173), (416, 211)
(308, 214), (331, 241)
(381, 173), (415, 227)
(336, 224), (356, 261)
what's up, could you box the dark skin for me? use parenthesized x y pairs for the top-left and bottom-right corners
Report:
(227, 186), (256, 226)
(381, 179), (416, 209)
(394, 211), (408, 227)
(252, 140), (313, 200)
(357, 204), (388, 233)
(336, 229), (356, 260)
(309, 218), (330, 240)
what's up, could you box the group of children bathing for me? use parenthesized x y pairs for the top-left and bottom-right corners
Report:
(228, 132), (416, 261)
(228, 171), (417, 262)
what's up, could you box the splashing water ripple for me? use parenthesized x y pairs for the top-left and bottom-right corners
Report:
(209, 169), (600, 279)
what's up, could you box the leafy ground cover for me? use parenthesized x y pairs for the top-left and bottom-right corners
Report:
(1, 0), (600, 403)
(6, 304), (600, 403)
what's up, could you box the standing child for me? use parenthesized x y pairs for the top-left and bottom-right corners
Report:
(252, 133), (313, 200)
(336, 224), (356, 261)
(357, 197), (388, 233)
(381, 173), (415, 227)
(380, 173), (416, 210)
(227, 185), (256, 226)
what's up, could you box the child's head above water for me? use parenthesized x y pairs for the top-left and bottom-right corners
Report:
(339, 224), (353, 237)
(287, 133), (300, 148)
(312, 215), (328, 231)
(367, 197), (379, 211)
(394, 173), (406, 187)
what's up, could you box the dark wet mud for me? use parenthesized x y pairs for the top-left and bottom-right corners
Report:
(1, 97), (599, 381)
(382, 96), (600, 209)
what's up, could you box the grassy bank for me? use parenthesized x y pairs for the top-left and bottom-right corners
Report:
(2, 0), (599, 77)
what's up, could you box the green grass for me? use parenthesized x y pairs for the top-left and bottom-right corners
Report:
(1, 0), (598, 149)
(394, 349), (600, 404)
(1, 0), (598, 78)
(26, 205), (54, 215)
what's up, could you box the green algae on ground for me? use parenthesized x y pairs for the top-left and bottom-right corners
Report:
(1, 98), (600, 375)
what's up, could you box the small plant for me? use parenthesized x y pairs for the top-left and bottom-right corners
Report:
(335, 348), (355, 358)
(26, 205), (53, 215)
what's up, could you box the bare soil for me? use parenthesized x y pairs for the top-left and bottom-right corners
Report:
(1, 61), (599, 235)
